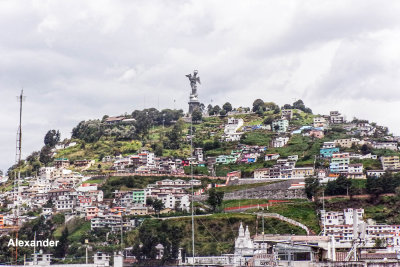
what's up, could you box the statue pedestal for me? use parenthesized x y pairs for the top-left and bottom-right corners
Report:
(188, 94), (200, 114)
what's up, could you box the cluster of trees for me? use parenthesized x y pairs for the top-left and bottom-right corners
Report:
(207, 188), (224, 212)
(282, 99), (312, 114)
(131, 220), (183, 264)
(72, 108), (184, 143)
(146, 197), (165, 214)
(207, 102), (233, 116)
(252, 99), (280, 115)
(305, 173), (400, 202)
(366, 172), (400, 198)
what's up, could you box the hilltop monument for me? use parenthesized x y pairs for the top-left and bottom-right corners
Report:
(186, 70), (201, 114)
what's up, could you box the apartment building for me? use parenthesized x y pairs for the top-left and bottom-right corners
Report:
(380, 156), (400, 171)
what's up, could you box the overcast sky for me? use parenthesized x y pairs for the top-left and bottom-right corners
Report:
(1, 0), (400, 172)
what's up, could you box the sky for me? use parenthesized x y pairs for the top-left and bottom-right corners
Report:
(1, 0), (400, 173)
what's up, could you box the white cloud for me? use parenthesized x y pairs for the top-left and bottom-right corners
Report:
(1, 0), (400, 172)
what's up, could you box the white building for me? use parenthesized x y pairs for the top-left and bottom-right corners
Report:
(224, 117), (244, 142)
(271, 137), (289, 148)
(234, 223), (254, 265)
(313, 117), (328, 128)
(372, 142), (398, 151)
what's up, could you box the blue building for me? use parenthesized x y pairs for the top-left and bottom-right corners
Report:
(320, 147), (339, 158)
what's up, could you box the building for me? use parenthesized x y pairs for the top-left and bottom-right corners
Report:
(132, 189), (146, 204)
(330, 153), (350, 173)
(54, 158), (70, 169)
(292, 167), (314, 178)
(335, 138), (360, 148)
(372, 142), (398, 151)
(322, 142), (336, 148)
(216, 155), (238, 165)
(104, 116), (125, 124)
(366, 170), (386, 177)
(265, 153), (280, 161)
(195, 148), (204, 162)
(320, 147), (340, 158)
(271, 119), (289, 133)
(271, 137), (289, 148)
(330, 111), (345, 124)
(281, 109), (293, 120)
(313, 117), (328, 128)
(224, 117), (244, 142)
(308, 129), (324, 139)
(321, 208), (400, 249)
(234, 223), (254, 265)
(55, 195), (76, 211)
(347, 163), (364, 179)
(91, 214), (122, 231)
(74, 159), (95, 168)
(381, 156), (400, 171)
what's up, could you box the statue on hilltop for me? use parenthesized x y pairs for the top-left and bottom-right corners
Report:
(186, 70), (201, 96)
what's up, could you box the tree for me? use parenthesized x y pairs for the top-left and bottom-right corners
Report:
(361, 144), (371, 155)
(263, 116), (274, 125)
(44, 130), (61, 147)
(212, 105), (221, 115)
(219, 109), (227, 116)
(207, 188), (224, 212)
(325, 175), (351, 196)
(252, 99), (265, 112)
(55, 227), (69, 258)
(165, 120), (184, 149)
(39, 145), (53, 165)
(152, 199), (164, 214)
(207, 104), (213, 115)
(256, 106), (264, 116)
(222, 102), (233, 113)
(192, 109), (203, 122)
(283, 104), (292, 109)
(305, 177), (320, 199)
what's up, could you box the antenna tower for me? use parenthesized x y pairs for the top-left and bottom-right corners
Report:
(14, 89), (25, 264)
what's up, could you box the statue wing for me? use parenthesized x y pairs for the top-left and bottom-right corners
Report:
(196, 77), (201, 84)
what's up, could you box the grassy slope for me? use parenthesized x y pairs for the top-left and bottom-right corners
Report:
(221, 199), (320, 233)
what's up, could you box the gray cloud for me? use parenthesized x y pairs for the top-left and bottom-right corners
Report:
(1, 0), (400, 172)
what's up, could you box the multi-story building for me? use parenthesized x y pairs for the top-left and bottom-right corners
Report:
(313, 117), (328, 128)
(330, 153), (350, 173)
(281, 109), (293, 120)
(334, 138), (360, 148)
(329, 111), (345, 124)
(55, 195), (76, 211)
(322, 142), (336, 148)
(292, 167), (315, 178)
(372, 142), (398, 151)
(139, 152), (155, 166)
(380, 156), (400, 171)
(366, 170), (386, 177)
(320, 147), (340, 158)
(132, 189), (146, 205)
(91, 214), (122, 231)
(54, 158), (70, 169)
(321, 208), (400, 248)
(271, 119), (289, 133)
(271, 137), (289, 148)
(347, 163), (364, 179)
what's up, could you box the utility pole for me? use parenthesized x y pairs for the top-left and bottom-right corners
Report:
(190, 117), (195, 266)
(15, 89), (25, 264)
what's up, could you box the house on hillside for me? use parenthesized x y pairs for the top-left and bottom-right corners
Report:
(271, 137), (289, 148)
(271, 119), (289, 133)
(320, 147), (340, 158)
